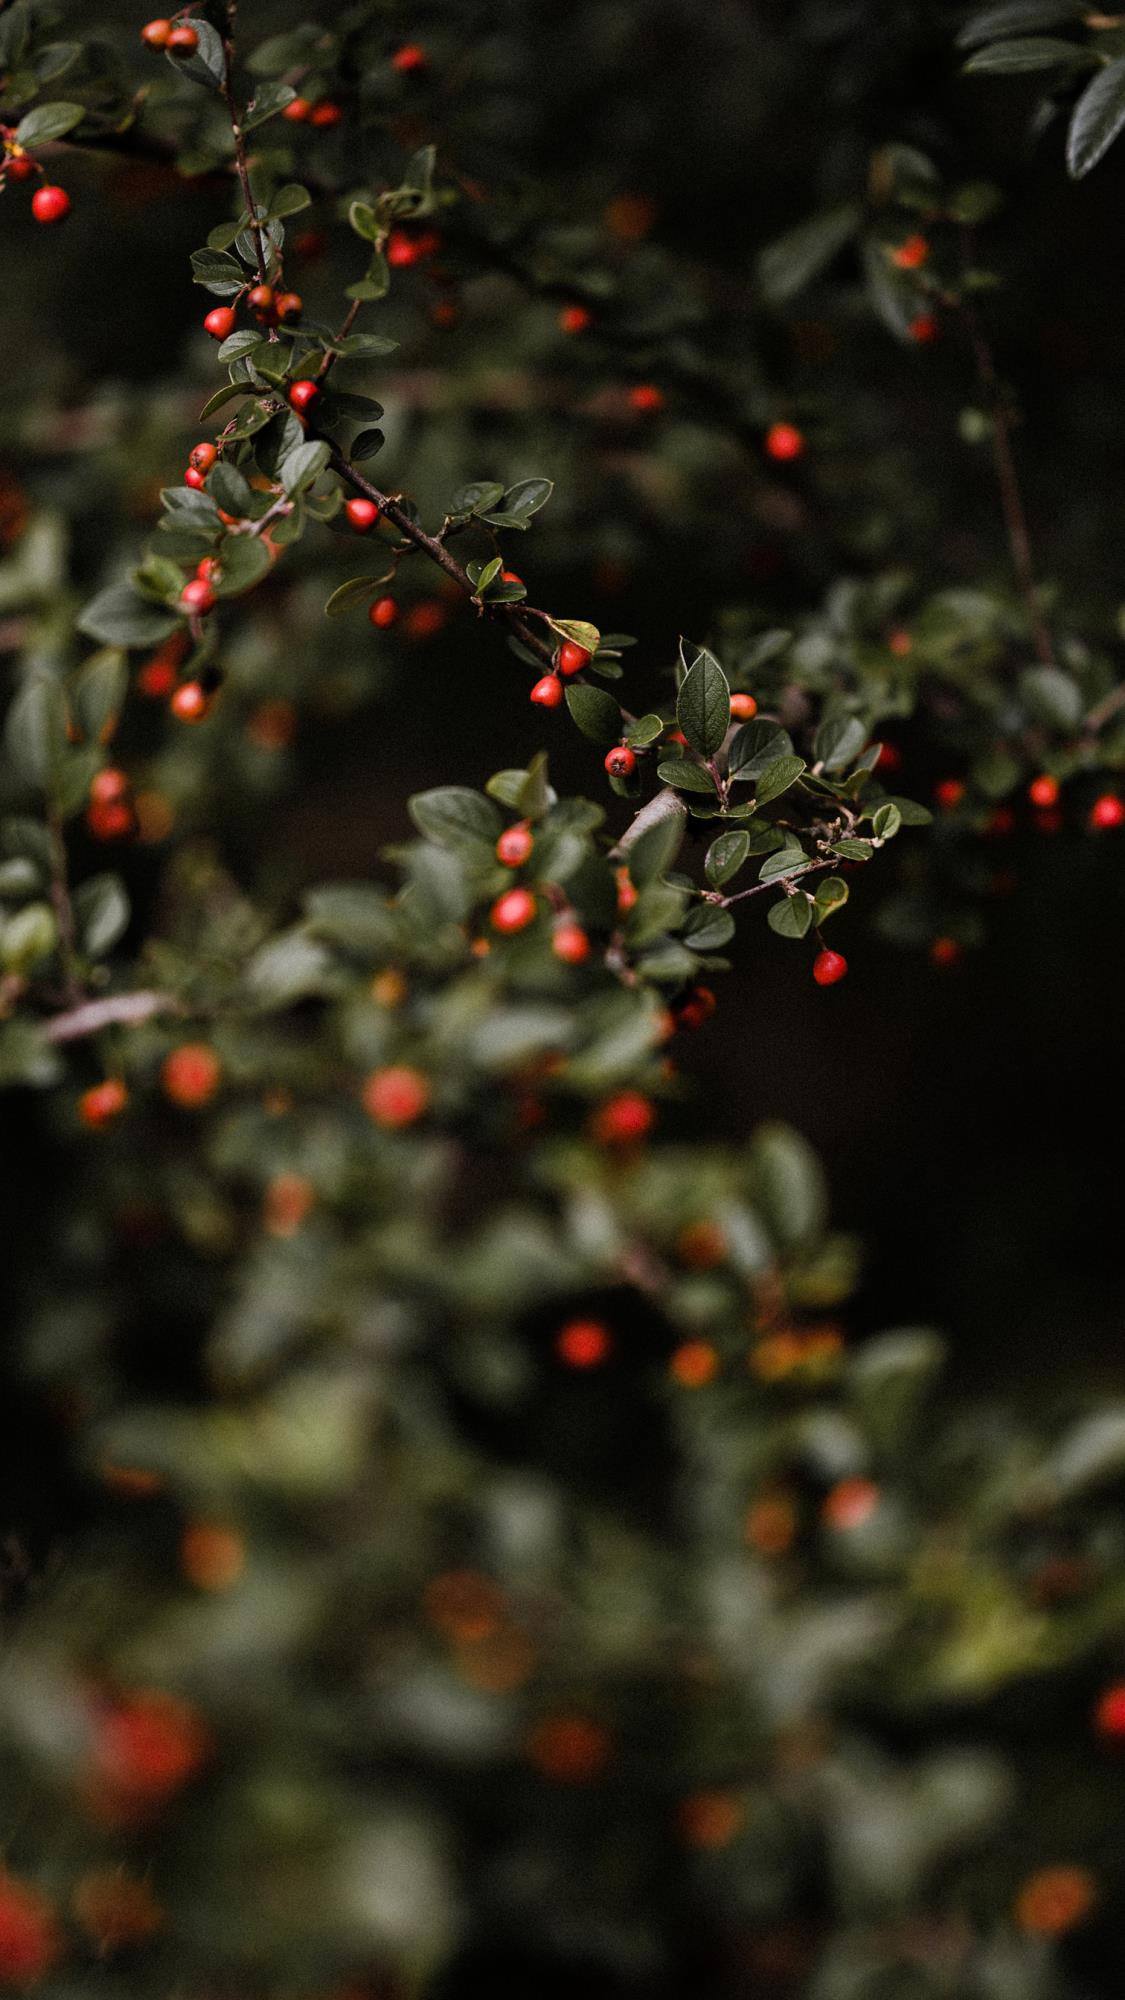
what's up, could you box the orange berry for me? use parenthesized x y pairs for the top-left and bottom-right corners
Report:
(890, 232), (929, 270)
(555, 1318), (612, 1368)
(821, 1478), (879, 1532)
(552, 923), (590, 965)
(729, 692), (757, 720)
(369, 596), (399, 629)
(362, 1064), (430, 1128)
(1028, 773), (1059, 809)
(79, 1078), (128, 1129)
(526, 1714), (611, 1784)
(676, 1220), (726, 1269)
(161, 1043), (221, 1109)
(744, 1493), (797, 1556)
(1015, 1866), (1096, 1936)
(669, 1340), (719, 1388)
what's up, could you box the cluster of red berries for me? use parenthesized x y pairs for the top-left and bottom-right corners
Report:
(141, 17), (200, 53)
(202, 284), (302, 342)
(1, 131), (70, 222)
(494, 821), (592, 962)
(385, 225), (443, 269)
(281, 98), (344, 127)
(529, 638), (592, 709)
(86, 767), (136, 843)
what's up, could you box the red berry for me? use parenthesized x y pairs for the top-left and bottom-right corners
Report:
(403, 600), (447, 641)
(1028, 773), (1059, 810)
(203, 306), (236, 340)
(170, 681), (210, 723)
(929, 936), (962, 969)
(729, 692), (757, 720)
(1094, 1683), (1125, 1741)
(891, 233), (929, 270)
(557, 640), (591, 677)
(31, 184), (70, 225)
(362, 1064), (430, 1128)
(628, 382), (665, 414)
(90, 767), (129, 806)
(162, 1043), (221, 1109)
(552, 923), (590, 965)
(3, 155), (35, 181)
(282, 96), (311, 122)
(310, 101), (343, 127)
(0, 1875), (60, 1985)
(87, 800), (135, 842)
(184, 466), (206, 490)
(167, 23), (199, 53)
(1090, 792), (1125, 830)
(909, 312), (939, 344)
(590, 1090), (655, 1147)
(195, 556), (220, 583)
(934, 778), (965, 811)
(496, 822), (534, 868)
(764, 421), (804, 463)
(491, 887), (537, 934)
(180, 577), (216, 615)
(386, 227), (441, 267)
(140, 18), (173, 46)
(675, 985), (717, 1030)
(605, 745), (637, 779)
(247, 283), (275, 316)
(94, 1692), (209, 1804)
(876, 741), (902, 772)
(288, 378), (320, 415)
(500, 569), (524, 587)
(189, 442), (217, 474)
(369, 596), (398, 629)
(79, 1078), (128, 1129)
(275, 291), (303, 321)
(530, 674), (564, 708)
(559, 303), (592, 335)
(555, 1318), (611, 1368)
(346, 497), (380, 532)
(812, 949), (848, 987)
(392, 43), (428, 73)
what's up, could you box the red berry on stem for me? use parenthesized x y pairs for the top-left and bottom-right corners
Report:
(559, 303), (592, 335)
(557, 640), (591, 676)
(346, 497), (380, 532)
(891, 232), (929, 270)
(1090, 792), (1125, 830)
(910, 312), (939, 344)
(496, 822), (534, 868)
(171, 682), (210, 723)
(282, 96), (311, 122)
(79, 1078), (128, 1129)
(628, 382), (665, 413)
(288, 378), (320, 415)
(180, 577), (216, 615)
(141, 18), (173, 47)
(1028, 773), (1059, 809)
(189, 442), (217, 473)
(765, 421), (804, 462)
(275, 291), (302, 321)
(552, 923), (590, 965)
(31, 184), (70, 225)
(590, 1091), (655, 1147)
(167, 23), (199, 53)
(310, 100), (343, 127)
(1094, 1683), (1125, 1741)
(392, 43), (428, 73)
(369, 596), (398, 629)
(605, 745), (637, 779)
(363, 1064), (430, 1128)
(555, 1318), (611, 1368)
(929, 936), (962, 969)
(87, 800), (134, 842)
(247, 283), (275, 316)
(530, 674), (564, 708)
(203, 306), (236, 340)
(0, 1875), (60, 1985)
(491, 888), (537, 934)
(90, 767), (129, 807)
(162, 1044), (221, 1109)
(812, 949), (848, 987)
(729, 692), (757, 720)
(3, 155), (35, 181)
(934, 777), (965, 811)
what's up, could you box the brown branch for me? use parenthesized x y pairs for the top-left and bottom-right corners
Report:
(720, 857), (837, 906)
(220, 2), (273, 310)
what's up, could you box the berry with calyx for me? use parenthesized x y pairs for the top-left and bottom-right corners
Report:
(1089, 792), (1125, 830)
(180, 577), (216, 615)
(275, 291), (302, 321)
(589, 1090), (655, 1147)
(559, 303), (592, 335)
(891, 232), (929, 269)
(310, 100), (343, 127)
(282, 96), (311, 122)
(729, 692), (757, 720)
(346, 497), (380, 532)
(496, 822), (534, 868)
(167, 23), (199, 53)
(203, 306), (236, 340)
(369, 596), (398, 629)
(392, 43), (428, 72)
(362, 1064), (430, 1128)
(288, 378), (320, 415)
(247, 283), (275, 317)
(765, 421), (804, 462)
(170, 681), (211, 723)
(491, 887), (537, 934)
(141, 18), (173, 46)
(812, 948), (848, 987)
(530, 674), (563, 708)
(31, 185), (70, 225)
(604, 745), (636, 779)
(79, 1078), (128, 1129)
(628, 382), (665, 413)
(189, 442), (217, 474)
(555, 1318), (611, 1368)
(557, 640), (591, 676)
(552, 923), (590, 965)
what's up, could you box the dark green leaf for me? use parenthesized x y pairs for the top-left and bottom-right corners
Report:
(676, 642), (730, 758)
(1068, 55), (1125, 178)
(656, 759), (717, 795)
(77, 585), (180, 648)
(768, 894), (813, 939)
(408, 787), (502, 848)
(705, 830), (751, 887)
(14, 100), (84, 145)
(757, 204), (860, 304)
(755, 754), (806, 806)
(565, 684), (622, 747)
(965, 35), (1092, 72)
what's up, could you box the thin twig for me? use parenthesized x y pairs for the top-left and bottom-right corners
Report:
(220, 2), (274, 322)
(42, 990), (182, 1044)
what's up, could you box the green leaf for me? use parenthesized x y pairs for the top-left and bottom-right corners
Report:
(624, 713), (665, 749)
(813, 876), (849, 922)
(208, 461), (255, 517)
(69, 649), (127, 744)
(628, 814), (685, 887)
(302, 884), (395, 953)
(755, 755), (806, 806)
(551, 618), (601, 655)
(165, 16), (225, 89)
(1068, 55), (1125, 178)
(832, 838), (875, 861)
(190, 248), (246, 296)
(815, 714), (867, 772)
(270, 182), (312, 219)
(729, 720), (793, 780)
(565, 684), (622, 747)
(14, 100), (84, 145)
(324, 575), (387, 618)
(503, 477), (554, 519)
(77, 585), (180, 648)
(676, 642), (729, 759)
(886, 795), (933, 827)
(4, 675), (68, 792)
(757, 204), (860, 304)
(408, 787), (501, 848)
(1019, 664), (1084, 729)
(350, 428), (385, 461)
(73, 873), (129, 957)
(705, 829), (751, 887)
(964, 35), (1093, 72)
(198, 384), (252, 422)
(450, 481), (505, 517)
(957, 3), (1083, 50)
(759, 842), (811, 881)
(656, 759), (717, 795)
(281, 440), (331, 494)
(872, 802), (902, 840)
(768, 894), (813, 939)
(244, 82), (298, 130)
(683, 904), (736, 951)
(214, 538), (273, 596)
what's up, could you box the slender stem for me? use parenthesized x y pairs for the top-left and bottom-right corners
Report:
(720, 858), (835, 906)
(317, 299), (362, 380)
(45, 810), (82, 1004)
(43, 990), (182, 1044)
(220, 3), (274, 324)
(1083, 680), (1125, 735)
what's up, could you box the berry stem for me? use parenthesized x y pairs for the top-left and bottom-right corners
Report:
(220, 2), (276, 336)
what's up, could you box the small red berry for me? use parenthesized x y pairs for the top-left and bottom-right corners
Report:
(392, 43), (428, 73)
(530, 674), (564, 708)
(362, 1064), (431, 1128)
(491, 887), (537, 934)
(605, 745), (637, 779)
(247, 283), (275, 316)
(552, 923), (590, 965)
(288, 378), (320, 415)
(162, 1043), (221, 1109)
(628, 382), (665, 414)
(369, 596), (398, 629)
(909, 312), (939, 344)
(934, 778), (965, 811)
(1090, 792), (1125, 830)
(184, 466), (206, 490)
(87, 800), (135, 842)
(403, 600), (447, 641)
(31, 184), (70, 225)
(559, 303), (592, 336)
(189, 442), (217, 474)
(1028, 773), (1059, 810)
(557, 640), (591, 677)
(282, 96), (311, 122)
(386, 227), (441, 267)
(812, 949), (848, 987)
(430, 299), (459, 329)
(79, 1078), (128, 1129)
(180, 577), (216, 615)
(555, 1318), (611, 1368)
(1094, 1683), (1125, 1741)
(765, 421), (804, 462)
(729, 692), (757, 720)
(929, 936), (962, 969)
(876, 741), (902, 772)
(0, 1875), (60, 1985)
(90, 767), (129, 807)
(275, 291), (303, 321)
(3, 155), (35, 181)
(500, 569), (524, 587)
(195, 556), (220, 583)
(170, 681), (211, 723)
(891, 233), (929, 270)
(888, 629), (913, 657)
(589, 1090), (655, 1147)
(310, 100), (343, 127)
(496, 822), (534, 868)
(674, 985), (717, 1030)
(346, 497), (380, 532)
(140, 18), (173, 46)
(203, 306), (236, 340)
(167, 23), (199, 53)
